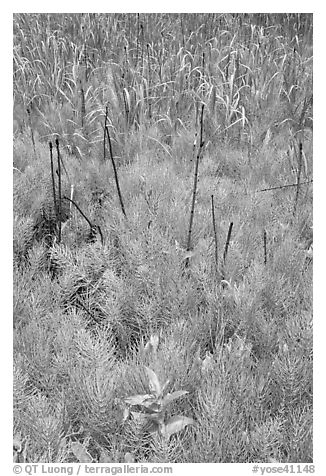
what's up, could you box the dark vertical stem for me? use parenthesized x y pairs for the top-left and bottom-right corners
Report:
(221, 222), (233, 279)
(199, 103), (204, 147)
(55, 138), (62, 243)
(192, 132), (197, 164)
(181, 15), (185, 48)
(293, 142), (303, 216)
(84, 42), (88, 83)
(141, 23), (144, 71)
(105, 124), (127, 218)
(186, 104), (205, 267)
(124, 45), (128, 72)
(225, 52), (230, 82)
(211, 195), (219, 276)
(136, 13), (140, 67)
(147, 43), (151, 120)
(49, 142), (58, 225)
(263, 229), (267, 265)
(96, 225), (104, 246)
(122, 89), (129, 129)
(81, 86), (85, 128)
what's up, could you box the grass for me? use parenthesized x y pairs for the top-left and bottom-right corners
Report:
(13, 13), (313, 464)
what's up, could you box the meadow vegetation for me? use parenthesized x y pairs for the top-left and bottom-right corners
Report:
(13, 13), (313, 463)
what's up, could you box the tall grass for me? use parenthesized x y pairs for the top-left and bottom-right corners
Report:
(13, 13), (312, 157)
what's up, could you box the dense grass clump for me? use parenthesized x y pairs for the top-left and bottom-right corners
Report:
(13, 13), (312, 463)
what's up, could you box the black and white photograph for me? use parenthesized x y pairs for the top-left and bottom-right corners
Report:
(12, 11), (314, 468)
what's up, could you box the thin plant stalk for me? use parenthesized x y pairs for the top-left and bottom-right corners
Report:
(257, 179), (312, 193)
(202, 51), (205, 96)
(263, 229), (267, 265)
(105, 123), (127, 218)
(81, 86), (85, 128)
(122, 88), (130, 129)
(49, 142), (58, 225)
(221, 222), (233, 280)
(55, 138), (62, 243)
(211, 195), (219, 277)
(293, 142), (303, 216)
(147, 43), (152, 120)
(57, 150), (70, 181)
(63, 196), (104, 245)
(140, 23), (144, 71)
(84, 42), (88, 83)
(63, 196), (93, 229)
(185, 104), (205, 267)
(136, 13), (140, 67)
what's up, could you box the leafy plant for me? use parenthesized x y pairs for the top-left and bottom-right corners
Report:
(123, 366), (194, 441)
